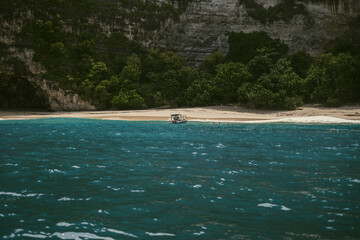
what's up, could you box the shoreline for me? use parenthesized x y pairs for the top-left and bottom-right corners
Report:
(1, 105), (360, 124)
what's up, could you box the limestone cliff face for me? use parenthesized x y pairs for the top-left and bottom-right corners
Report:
(11, 50), (96, 111)
(136, 0), (359, 66)
(0, 18), (96, 111)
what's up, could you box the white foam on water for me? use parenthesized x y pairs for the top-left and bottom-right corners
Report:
(4, 233), (16, 238)
(0, 192), (23, 197)
(257, 203), (278, 208)
(108, 187), (121, 191)
(107, 228), (138, 238)
(281, 205), (291, 211)
(269, 161), (279, 165)
(98, 209), (109, 214)
(22, 233), (47, 239)
(193, 231), (205, 236)
(72, 166), (80, 169)
(51, 232), (114, 240)
(57, 197), (75, 201)
(325, 226), (335, 231)
(4, 163), (18, 166)
(56, 222), (75, 227)
(47, 169), (65, 173)
(349, 179), (360, 183)
(130, 190), (145, 193)
(193, 184), (202, 188)
(0, 191), (43, 198)
(57, 197), (91, 201)
(145, 232), (175, 237)
(192, 115), (360, 124)
(216, 143), (226, 148)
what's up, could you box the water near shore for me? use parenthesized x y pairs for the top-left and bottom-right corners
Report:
(1, 119), (359, 239)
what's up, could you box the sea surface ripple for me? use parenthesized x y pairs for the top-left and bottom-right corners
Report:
(0, 118), (359, 239)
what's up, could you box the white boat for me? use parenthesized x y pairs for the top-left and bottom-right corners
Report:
(170, 113), (187, 124)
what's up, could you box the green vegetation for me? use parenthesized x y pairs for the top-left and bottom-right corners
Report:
(1, 1), (359, 110)
(239, 58), (304, 109)
(238, 0), (350, 24)
(0, 0), (185, 109)
(239, 0), (308, 24)
(306, 53), (360, 106)
(300, 0), (350, 12)
(225, 32), (288, 63)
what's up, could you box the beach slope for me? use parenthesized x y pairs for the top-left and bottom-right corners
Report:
(1, 105), (360, 123)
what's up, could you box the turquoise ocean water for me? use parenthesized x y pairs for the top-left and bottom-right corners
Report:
(0, 118), (359, 239)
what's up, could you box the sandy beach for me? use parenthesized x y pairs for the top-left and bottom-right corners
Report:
(1, 105), (360, 123)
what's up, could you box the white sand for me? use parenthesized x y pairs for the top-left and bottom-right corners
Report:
(1, 105), (360, 123)
(244, 116), (360, 124)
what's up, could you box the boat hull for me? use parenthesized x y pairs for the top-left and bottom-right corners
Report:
(171, 120), (187, 124)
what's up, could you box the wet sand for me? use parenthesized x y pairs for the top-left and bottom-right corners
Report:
(1, 105), (360, 123)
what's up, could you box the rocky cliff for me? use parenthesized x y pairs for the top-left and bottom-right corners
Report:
(0, 46), (95, 110)
(137, 0), (359, 66)
(0, 0), (359, 110)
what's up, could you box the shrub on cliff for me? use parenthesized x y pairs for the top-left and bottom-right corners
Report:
(225, 32), (288, 64)
(239, 0), (308, 24)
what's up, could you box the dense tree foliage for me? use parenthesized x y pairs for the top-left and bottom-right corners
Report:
(225, 32), (288, 64)
(14, 25), (360, 110)
(306, 53), (360, 106)
(289, 50), (313, 79)
(1, 0), (358, 111)
(239, 58), (304, 109)
(200, 52), (224, 76)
